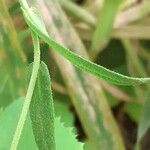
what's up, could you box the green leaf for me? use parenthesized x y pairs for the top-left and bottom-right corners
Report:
(54, 100), (74, 127)
(19, 0), (150, 86)
(137, 91), (150, 141)
(84, 140), (95, 150)
(55, 117), (84, 150)
(29, 62), (56, 150)
(0, 98), (38, 150)
(0, 98), (83, 150)
(91, 0), (122, 51)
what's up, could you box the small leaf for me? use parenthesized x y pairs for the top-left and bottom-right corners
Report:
(54, 100), (74, 127)
(84, 140), (95, 150)
(29, 62), (56, 150)
(55, 117), (84, 150)
(0, 98), (38, 150)
(19, 0), (150, 86)
(138, 91), (150, 141)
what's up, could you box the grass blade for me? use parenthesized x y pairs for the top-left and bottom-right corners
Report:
(29, 62), (56, 150)
(91, 0), (122, 53)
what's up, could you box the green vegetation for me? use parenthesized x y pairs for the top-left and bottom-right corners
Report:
(0, 0), (150, 150)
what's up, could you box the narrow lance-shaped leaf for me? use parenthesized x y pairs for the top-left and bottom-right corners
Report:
(29, 62), (56, 150)
(19, 0), (150, 86)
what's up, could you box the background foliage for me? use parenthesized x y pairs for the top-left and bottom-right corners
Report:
(0, 0), (150, 150)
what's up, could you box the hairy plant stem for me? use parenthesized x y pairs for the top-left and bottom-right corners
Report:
(10, 31), (40, 150)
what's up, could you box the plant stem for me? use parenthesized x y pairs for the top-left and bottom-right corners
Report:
(10, 31), (40, 150)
